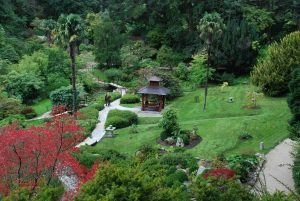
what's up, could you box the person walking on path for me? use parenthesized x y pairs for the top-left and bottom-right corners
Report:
(105, 93), (108, 106)
(107, 95), (112, 107)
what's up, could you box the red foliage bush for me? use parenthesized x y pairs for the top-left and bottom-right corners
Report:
(0, 112), (90, 195)
(204, 168), (236, 180)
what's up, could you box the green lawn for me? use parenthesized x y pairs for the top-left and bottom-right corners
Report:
(31, 99), (52, 115)
(93, 84), (291, 158)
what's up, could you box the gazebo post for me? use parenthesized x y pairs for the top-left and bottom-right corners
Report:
(159, 95), (163, 112)
(142, 94), (145, 111)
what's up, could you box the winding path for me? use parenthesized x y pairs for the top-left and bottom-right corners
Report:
(77, 98), (161, 147)
(256, 138), (296, 193)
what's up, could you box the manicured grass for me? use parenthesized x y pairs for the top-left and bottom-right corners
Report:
(93, 84), (291, 158)
(31, 99), (52, 115)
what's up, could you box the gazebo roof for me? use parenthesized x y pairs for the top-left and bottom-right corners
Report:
(148, 76), (162, 82)
(137, 86), (170, 96)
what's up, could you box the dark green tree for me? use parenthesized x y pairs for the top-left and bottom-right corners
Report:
(212, 19), (259, 74)
(288, 68), (300, 139)
(94, 12), (125, 68)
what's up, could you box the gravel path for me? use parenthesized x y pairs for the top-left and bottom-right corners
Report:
(256, 138), (296, 193)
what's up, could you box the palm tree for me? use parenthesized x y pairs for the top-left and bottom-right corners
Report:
(40, 19), (56, 46)
(54, 14), (84, 116)
(197, 12), (225, 111)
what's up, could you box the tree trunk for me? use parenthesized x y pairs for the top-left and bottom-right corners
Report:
(187, 2), (193, 32)
(69, 42), (77, 118)
(203, 35), (212, 111)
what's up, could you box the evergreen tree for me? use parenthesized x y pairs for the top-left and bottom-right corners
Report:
(288, 68), (300, 139)
(94, 12), (125, 68)
(212, 19), (259, 74)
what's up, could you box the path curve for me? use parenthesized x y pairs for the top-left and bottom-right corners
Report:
(77, 99), (162, 147)
(256, 138), (296, 193)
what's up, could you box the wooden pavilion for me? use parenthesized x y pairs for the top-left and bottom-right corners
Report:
(137, 76), (170, 112)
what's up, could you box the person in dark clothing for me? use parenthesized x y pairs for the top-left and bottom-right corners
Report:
(105, 93), (108, 106)
(107, 95), (112, 106)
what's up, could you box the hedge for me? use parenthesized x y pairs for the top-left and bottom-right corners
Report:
(120, 94), (140, 104)
(293, 145), (300, 193)
(105, 109), (138, 129)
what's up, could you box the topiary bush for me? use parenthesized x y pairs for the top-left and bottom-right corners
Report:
(105, 116), (129, 129)
(120, 94), (140, 104)
(105, 109), (138, 129)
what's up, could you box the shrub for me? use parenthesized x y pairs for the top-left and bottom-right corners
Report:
(105, 116), (129, 129)
(104, 68), (124, 82)
(175, 62), (189, 81)
(91, 103), (104, 111)
(0, 95), (23, 120)
(139, 58), (160, 68)
(189, 54), (215, 87)
(105, 109), (138, 129)
(157, 45), (183, 67)
(77, 119), (97, 136)
(226, 154), (259, 183)
(110, 92), (122, 100)
(159, 108), (179, 140)
(204, 168), (236, 180)
(293, 145), (300, 194)
(78, 148), (126, 168)
(219, 73), (235, 85)
(251, 32), (300, 96)
(190, 177), (256, 201)
(21, 106), (37, 119)
(120, 94), (140, 104)
(288, 68), (300, 139)
(78, 106), (98, 120)
(159, 153), (198, 172)
(166, 171), (188, 186)
(5, 72), (44, 104)
(50, 85), (86, 109)
(0, 115), (25, 127)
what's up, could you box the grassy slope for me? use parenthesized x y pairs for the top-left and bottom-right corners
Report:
(94, 84), (291, 158)
(32, 99), (52, 115)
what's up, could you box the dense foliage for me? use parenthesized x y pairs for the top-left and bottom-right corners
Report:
(251, 31), (300, 96)
(293, 145), (300, 194)
(287, 68), (300, 139)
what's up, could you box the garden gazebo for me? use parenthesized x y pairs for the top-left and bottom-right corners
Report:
(137, 76), (170, 112)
